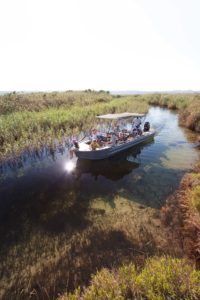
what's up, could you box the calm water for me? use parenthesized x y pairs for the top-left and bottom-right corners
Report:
(0, 107), (199, 222)
(0, 106), (199, 298)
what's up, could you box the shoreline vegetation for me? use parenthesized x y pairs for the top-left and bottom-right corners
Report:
(161, 162), (200, 267)
(0, 91), (200, 299)
(0, 91), (148, 164)
(0, 91), (199, 165)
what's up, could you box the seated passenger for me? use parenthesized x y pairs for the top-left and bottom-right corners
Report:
(90, 128), (97, 141)
(137, 125), (142, 136)
(132, 124), (138, 137)
(90, 139), (100, 150)
(111, 133), (117, 146)
(132, 117), (142, 129)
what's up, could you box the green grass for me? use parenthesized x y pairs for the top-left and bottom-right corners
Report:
(59, 257), (200, 300)
(146, 93), (200, 132)
(0, 91), (200, 162)
(0, 92), (148, 162)
(0, 90), (112, 114)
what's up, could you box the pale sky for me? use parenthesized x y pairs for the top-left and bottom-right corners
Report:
(0, 0), (200, 91)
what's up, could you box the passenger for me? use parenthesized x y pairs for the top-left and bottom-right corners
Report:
(132, 117), (141, 129)
(132, 123), (138, 137)
(111, 133), (117, 146)
(137, 125), (142, 136)
(90, 139), (100, 150)
(90, 128), (97, 141)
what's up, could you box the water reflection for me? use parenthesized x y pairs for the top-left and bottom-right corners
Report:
(75, 146), (142, 181)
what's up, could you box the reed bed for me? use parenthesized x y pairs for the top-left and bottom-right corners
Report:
(147, 93), (200, 132)
(0, 90), (112, 114)
(1, 91), (199, 163)
(0, 93), (148, 163)
(161, 162), (200, 268)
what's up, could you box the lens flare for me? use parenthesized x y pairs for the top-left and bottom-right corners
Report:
(65, 161), (75, 172)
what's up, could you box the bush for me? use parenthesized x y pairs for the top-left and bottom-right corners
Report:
(59, 257), (200, 300)
(136, 257), (200, 300)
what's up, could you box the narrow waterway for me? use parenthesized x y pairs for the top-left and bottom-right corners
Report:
(0, 107), (199, 299)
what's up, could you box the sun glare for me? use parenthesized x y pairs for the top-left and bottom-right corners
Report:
(65, 161), (75, 172)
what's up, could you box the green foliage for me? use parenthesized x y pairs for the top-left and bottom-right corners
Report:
(0, 92), (148, 162)
(83, 269), (124, 300)
(59, 257), (200, 300)
(0, 90), (200, 162)
(146, 93), (200, 132)
(136, 257), (200, 300)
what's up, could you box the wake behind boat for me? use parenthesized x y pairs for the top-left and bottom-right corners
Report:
(73, 112), (155, 160)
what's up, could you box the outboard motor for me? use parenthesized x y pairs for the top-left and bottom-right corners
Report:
(144, 121), (150, 132)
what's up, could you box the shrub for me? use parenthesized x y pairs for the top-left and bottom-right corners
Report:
(136, 256), (200, 300)
(59, 257), (200, 300)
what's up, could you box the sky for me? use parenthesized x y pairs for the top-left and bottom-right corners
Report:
(0, 0), (200, 91)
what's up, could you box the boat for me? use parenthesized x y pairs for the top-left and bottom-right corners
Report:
(74, 112), (155, 160)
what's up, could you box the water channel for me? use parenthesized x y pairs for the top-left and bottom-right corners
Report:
(0, 107), (199, 299)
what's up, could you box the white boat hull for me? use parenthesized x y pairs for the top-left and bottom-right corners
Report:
(75, 131), (155, 160)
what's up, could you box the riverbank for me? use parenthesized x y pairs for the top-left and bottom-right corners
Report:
(161, 162), (200, 267)
(147, 93), (200, 132)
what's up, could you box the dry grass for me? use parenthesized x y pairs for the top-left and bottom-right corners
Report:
(161, 163), (200, 268)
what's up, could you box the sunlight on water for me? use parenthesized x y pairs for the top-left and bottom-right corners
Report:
(64, 160), (76, 172)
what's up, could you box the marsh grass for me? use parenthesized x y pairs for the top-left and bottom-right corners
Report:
(147, 93), (200, 132)
(0, 92), (148, 163)
(161, 163), (200, 268)
(60, 257), (200, 300)
(1, 91), (199, 163)
(0, 91), (112, 114)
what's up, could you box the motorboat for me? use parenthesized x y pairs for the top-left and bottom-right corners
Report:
(74, 112), (155, 160)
